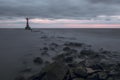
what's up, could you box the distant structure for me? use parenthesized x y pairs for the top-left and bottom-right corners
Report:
(25, 18), (32, 30)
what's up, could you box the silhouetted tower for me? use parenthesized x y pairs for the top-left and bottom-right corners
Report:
(25, 18), (31, 30)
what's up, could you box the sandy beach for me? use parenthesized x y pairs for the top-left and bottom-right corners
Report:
(0, 29), (120, 80)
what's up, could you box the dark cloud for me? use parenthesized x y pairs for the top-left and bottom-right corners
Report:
(0, 0), (120, 19)
(88, 0), (120, 4)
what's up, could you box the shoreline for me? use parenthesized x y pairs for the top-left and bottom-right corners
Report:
(0, 29), (120, 80)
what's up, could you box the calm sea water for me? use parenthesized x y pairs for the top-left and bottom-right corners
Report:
(0, 28), (120, 80)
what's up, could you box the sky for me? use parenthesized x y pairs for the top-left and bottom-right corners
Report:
(0, 0), (120, 28)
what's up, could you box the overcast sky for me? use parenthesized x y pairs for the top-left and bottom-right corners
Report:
(0, 0), (120, 28)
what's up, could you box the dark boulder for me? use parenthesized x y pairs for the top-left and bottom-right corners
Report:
(64, 42), (83, 47)
(90, 64), (103, 70)
(107, 77), (114, 80)
(98, 71), (108, 80)
(73, 78), (85, 80)
(72, 65), (88, 78)
(53, 53), (74, 63)
(80, 49), (97, 57)
(73, 68), (88, 78)
(87, 73), (99, 80)
(68, 63), (79, 68)
(43, 47), (48, 51)
(29, 61), (70, 80)
(63, 47), (71, 51)
(33, 57), (43, 64)
(64, 56), (74, 63)
(52, 54), (65, 61)
(50, 43), (59, 47)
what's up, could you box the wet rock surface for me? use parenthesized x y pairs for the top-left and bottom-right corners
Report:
(64, 42), (83, 47)
(33, 57), (43, 64)
(17, 45), (120, 80)
(28, 50), (120, 80)
(29, 61), (69, 80)
(15, 31), (120, 80)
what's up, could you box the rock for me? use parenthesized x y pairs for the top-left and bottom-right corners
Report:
(63, 49), (78, 59)
(73, 68), (88, 78)
(64, 49), (78, 57)
(98, 71), (108, 80)
(107, 77), (114, 80)
(33, 57), (43, 64)
(68, 63), (78, 68)
(64, 52), (74, 57)
(101, 50), (111, 54)
(72, 65), (88, 78)
(50, 47), (55, 51)
(100, 63), (116, 71)
(50, 43), (59, 47)
(86, 68), (96, 74)
(73, 78), (85, 80)
(64, 42), (83, 47)
(52, 54), (65, 61)
(49, 43), (59, 51)
(87, 71), (109, 80)
(53, 53), (74, 63)
(63, 47), (71, 51)
(80, 49), (97, 57)
(69, 49), (78, 54)
(43, 47), (48, 51)
(87, 73), (99, 80)
(114, 63), (120, 72)
(90, 64), (103, 70)
(64, 56), (74, 63)
(29, 61), (70, 80)
(90, 54), (105, 59)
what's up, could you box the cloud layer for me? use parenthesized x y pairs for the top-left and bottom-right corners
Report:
(0, 0), (120, 28)
(0, 0), (120, 19)
(89, 0), (120, 4)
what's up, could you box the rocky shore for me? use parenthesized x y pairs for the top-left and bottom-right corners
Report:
(15, 30), (120, 80)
